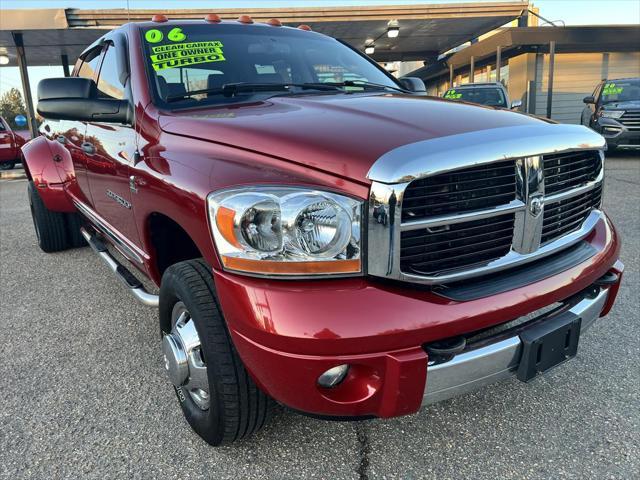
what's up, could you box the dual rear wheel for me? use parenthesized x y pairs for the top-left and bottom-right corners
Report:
(28, 182), (86, 252)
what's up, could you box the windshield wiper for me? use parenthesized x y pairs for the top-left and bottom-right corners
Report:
(304, 80), (410, 93)
(166, 82), (342, 102)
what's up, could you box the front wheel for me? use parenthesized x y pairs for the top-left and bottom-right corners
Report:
(159, 259), (272, 446)
(0, 161), (15, 171)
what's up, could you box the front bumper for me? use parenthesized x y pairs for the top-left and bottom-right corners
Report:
(423, 281), (614, 405)
(212, 214), (622, 419)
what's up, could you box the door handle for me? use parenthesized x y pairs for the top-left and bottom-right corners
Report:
(81, 142), (95, 155)
(56, 135), (66, 144)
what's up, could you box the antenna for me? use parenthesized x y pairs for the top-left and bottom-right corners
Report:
(126, 0), (131, 23)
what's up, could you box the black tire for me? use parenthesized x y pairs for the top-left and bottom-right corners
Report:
(159, 259), (272, 446)
(0, 161), (15, 171)
(28, 182), (70, 252)
(65, 212), (88, 248)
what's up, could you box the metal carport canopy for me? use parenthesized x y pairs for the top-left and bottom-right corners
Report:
(0, 2), (528, 65)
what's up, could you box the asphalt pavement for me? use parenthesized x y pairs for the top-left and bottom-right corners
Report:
(1, 152), (638, 480)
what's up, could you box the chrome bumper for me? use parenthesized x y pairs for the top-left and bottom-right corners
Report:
(422, 288), (609, 405)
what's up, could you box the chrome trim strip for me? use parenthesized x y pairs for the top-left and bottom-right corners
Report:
(400, 200), (525, 231)
(411, 210), (603, 283)
(73, 198), (145, 265)
(367, 124), (606, 184)
(422, 287), (609, 406)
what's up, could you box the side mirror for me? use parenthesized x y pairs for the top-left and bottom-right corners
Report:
(399, 77), (427, 94)
(37, 77), (131, 124)
(583, 96), (595, 104)
(510, 99), (523, 110)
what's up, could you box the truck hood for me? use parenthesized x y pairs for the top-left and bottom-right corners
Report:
(159, 93), (545, 183)
(602, 100), (640, 110)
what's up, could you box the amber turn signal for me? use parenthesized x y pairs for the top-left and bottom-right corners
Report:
(221, 256), (361, 275)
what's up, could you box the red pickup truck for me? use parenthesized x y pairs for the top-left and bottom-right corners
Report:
(0, 116), (26, 170)
(23, 17), (623, 446)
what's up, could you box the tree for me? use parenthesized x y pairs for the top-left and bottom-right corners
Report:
(0, 88), (27, 129)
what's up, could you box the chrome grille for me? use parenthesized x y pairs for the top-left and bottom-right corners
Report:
(542, 185), (603, 245)
(367, 124), (607, 285)
(543, 151), (601, 196)
(400, 213), (515, 275)
(619, 110), (640, 130)
(402, 161), (516, 221)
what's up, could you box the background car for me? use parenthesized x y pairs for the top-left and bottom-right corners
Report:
(442, 82), (522, 109)
(0, 116), (26, 170)
(581, 77), (640, 151)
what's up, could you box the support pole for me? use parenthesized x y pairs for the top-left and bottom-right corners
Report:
(61, 54), (70, 77)
(546, 40), (555, 119)
(11, 32), (38, 138)
(449, 63), (454, 88)
(527, 80), (536, 114)
(469, 56), (475, 83)
(496, 46), (502, 83)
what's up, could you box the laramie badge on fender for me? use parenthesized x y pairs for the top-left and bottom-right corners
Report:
(106, 189), (132, 209)
(24, 17), (623, 446)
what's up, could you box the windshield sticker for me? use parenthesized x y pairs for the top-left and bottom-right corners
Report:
(149, 41), (225, 71)
(145, 27), (187, 44)
(603, 83), (624, 96)
(444, 89), (462, 99)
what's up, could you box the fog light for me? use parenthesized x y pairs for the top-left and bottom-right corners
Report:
(317, 364), (350, 388)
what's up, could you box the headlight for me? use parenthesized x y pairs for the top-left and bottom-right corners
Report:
(208, 187), (362, 276)
(600, 110), (624, 119)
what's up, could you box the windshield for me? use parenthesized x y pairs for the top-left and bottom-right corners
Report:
(600, 79), (640, 104)
(141, 23), (400, 108)
(443, 87), (507, 108)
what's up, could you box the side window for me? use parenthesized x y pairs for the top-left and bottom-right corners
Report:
(96, 45), (126, 100)
(77, 48), (103, 81)
(0, 122), (6, 132)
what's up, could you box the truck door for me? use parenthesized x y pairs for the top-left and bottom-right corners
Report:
(51, 46), (105, 206)
(84, 42), (143, 257)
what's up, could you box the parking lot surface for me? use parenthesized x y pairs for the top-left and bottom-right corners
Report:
(1, 153), (638, 480)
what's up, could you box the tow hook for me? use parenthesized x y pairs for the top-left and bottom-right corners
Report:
(426, 336), (466, 365)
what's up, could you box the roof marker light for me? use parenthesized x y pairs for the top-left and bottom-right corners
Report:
(238, 15), (254, 24)
(205, 14), (221, 23)
(151, 14), (168, 23)
(297, 24), (312, 31)
(266, 18), (282, 27)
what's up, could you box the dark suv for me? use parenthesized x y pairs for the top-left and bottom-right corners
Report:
(581, 78), (640, 150)
(443, 82), (522, 109)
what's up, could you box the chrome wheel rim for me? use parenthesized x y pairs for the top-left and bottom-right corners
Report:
(163, 302), (210, 410)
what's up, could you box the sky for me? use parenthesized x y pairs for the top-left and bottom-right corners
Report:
(0, 0), (639, 104)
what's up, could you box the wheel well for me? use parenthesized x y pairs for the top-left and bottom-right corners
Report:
(148, 213), (202, 278)
(21, 153), (33, 181)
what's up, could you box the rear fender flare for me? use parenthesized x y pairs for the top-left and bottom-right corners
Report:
(21, 136), (76, 212)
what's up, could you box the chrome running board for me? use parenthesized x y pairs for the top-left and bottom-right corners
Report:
(80, 228), (159, 307)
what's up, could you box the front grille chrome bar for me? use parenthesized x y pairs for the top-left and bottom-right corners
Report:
(366, 124), (606, 285)
(401, 199), (525, 231)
